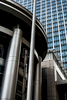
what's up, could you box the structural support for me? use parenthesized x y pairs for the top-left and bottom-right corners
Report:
(22, 50), (28, 100)
(1, 26), (22, 100)
(34, 56), (42, 100)
(26, 0), (36, 100)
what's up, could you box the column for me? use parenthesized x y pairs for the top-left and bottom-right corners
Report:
(34, 56), (42, 100)
(22, 50), (28, 100)
(26, 0), (36, 100)
(1, 25), (22, 100)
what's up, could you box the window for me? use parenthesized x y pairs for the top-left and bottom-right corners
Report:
(57, 6), (62, 10)
(64, 63), (67, 68)
(53, 31), (58, 36)
(64, 16), (67, 20)
(57, 2), (61, 6)
(62, 0), (66, 2)
(47, 20), (52, 24)
(47, 16), (51, 20)
(59, 25), (64, 30)
(55, 47), (60, 51)
(47, 33), (52, 37)
(58, 17), (63, 21)
(62, 1), (67, 5)
(58, 9), (62, 13)
(48, 43), (53, 47)
(62, 51), (67, 56)
(61, 40), (66, 45)
(53, 27), (58, 31)
(48, 37), (53, 42)
(59, 21), (64, 25)
(52, 11), (57, 15)
(54, 41), (60, 46)
(52, 4), (56, 8)
(63, 8), (67, 12)
(58, 13), (63, 17)
(54, 36), (59, 41)
(60, 35), (66, 40)
(64, 12), (67, 16)
(47, 28), (52, 33)
(47, 24), (52, 28)
(63, 5), (67, 9)
(52, 7), (56, 11)
(53, 18), (57, 22)
(52, 14), (57, 19)
(60, 30), (65, 34)
(53, 22), (58, 27)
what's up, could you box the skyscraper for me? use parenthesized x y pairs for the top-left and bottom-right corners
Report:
(13, 0), (67, 69)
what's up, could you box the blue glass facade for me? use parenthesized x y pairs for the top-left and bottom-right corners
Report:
(13, 0), (67, 69)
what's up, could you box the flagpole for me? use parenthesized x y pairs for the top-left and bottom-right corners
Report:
(26, 0), (36, 100)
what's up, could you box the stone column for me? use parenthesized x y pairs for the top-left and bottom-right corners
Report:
(1, 26), (22, 100)
(34, 56), (42, 100)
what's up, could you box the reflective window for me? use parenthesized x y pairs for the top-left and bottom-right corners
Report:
(63, 5), (67, 9)
(54, 36), (59, 41)
(63, 9), (67, 12)
(58, 17), (63, 21)
(47, 24), (52, 28)
(53, 18), (57, 22)
(57, 2), (61, 6)
(64, 16), (67, 20)
(52, 14), (57, 19)
(60, 30), (65, 34)
(55, 46), (60, 51)
(62, 1), (67, 5)
(48, 43), (53, 47)
(47, 28), (52, 33)
(52, 4), (56, 8)
(59, 21), (64, 25)
(53, 22), (58, 27)
(64, 64), (67, 68)
(60, 35), (66, 40)
(47, 16), (51, 20)
(48, 37), (53, 42)
(57, 6), (62, 10)
(47, 33), (52, 37)
(62, 51), (67, 56)
(61, 40), (66, 45)
(47, 13), (51, 16)
(58, 9), (62, 13)
(53, 27), (58, 31)
(64, 12), (67, 16)
(54, 41), (60, 46)
(47, 20), (52, 24)
(58, 13), (63, 17)
(62, 0), (66, 2)
(53, 31), (58, 36)
(59, 25), (64, 30)
(52, 7), (56, 11)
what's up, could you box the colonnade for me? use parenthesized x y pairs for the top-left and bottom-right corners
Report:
(0, 25), (42, 100)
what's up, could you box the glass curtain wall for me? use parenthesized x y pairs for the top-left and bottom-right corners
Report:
(12, 0), (67, 69)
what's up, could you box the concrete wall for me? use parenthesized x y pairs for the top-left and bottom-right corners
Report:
(41, 60), (64, 100)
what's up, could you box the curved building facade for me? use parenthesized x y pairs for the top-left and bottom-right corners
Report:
(0, 0), (47, 100)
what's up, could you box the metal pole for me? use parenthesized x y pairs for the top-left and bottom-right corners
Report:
(26, 0), (36, 100)
(34, 56), (42, 100)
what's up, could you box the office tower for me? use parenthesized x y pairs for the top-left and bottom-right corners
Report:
(13, 0), (67, 69)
